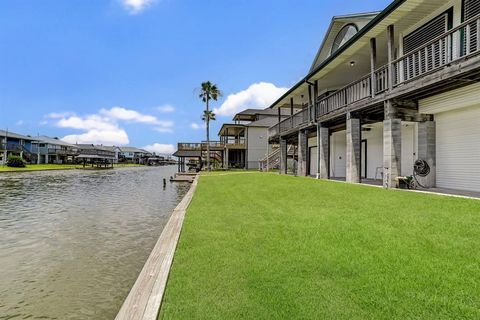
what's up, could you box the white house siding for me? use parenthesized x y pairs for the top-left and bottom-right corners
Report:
(247, 127), (269, 169)
(419, 83), (480, 192)
(330, 131), (346, 178)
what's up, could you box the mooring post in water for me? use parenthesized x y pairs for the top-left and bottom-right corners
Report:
(163, 178), (166, 188)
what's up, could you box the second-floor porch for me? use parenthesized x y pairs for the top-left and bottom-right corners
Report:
(269, 3), (480, 139)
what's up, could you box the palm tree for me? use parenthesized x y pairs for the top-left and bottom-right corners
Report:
(199, 81), (221, 171)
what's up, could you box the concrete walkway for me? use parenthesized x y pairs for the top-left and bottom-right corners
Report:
(115, 176), (199, 320)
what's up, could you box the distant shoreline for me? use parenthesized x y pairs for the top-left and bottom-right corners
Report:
(0, 163), (151, 173)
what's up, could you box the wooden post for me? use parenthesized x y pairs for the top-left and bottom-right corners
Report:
(308, 86), (313, 123)
(278, 107), (281, 124)
(387, 25), (395, 91)
(370, 38), (377, 97)
(313, 80), (318, 120)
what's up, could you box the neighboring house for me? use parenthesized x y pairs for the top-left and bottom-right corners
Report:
(218, 109), (291, 169)
(0, 129), (36, 164)
(31, 136), (77, 164)
(119, 147), (152, 164)
(267, 0), (480, 193)
(75, 144), (117, 165)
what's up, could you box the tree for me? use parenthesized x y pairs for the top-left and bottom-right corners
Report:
(199, 81), (221, 171)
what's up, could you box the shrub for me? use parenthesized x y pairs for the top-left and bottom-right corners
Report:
(6, 155), (26, 168)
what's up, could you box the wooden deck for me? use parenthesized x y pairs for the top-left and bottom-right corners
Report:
(115, 175), (199, 320)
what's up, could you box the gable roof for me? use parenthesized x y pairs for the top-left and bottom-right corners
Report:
(36, 136), (75, 147)
(309, 12), (380, 72)
(268, 0), (407, 110)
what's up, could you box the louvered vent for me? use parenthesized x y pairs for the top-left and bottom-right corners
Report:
(403, 13), (448, 79)
(465, 0), (480, 19)
(464, 0), (480, 54)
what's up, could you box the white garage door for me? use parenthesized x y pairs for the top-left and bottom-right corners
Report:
(436, 105), (480, 192)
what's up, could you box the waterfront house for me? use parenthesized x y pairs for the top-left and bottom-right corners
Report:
(267, 0), (480, 193)
(31, 136), (78, 164)
(119, 147), (152, 164)
(174, 109), (291, 171)
(219, 108), (291, 169)
(0, 130), (36, 164)
(75, 144), (117, 167)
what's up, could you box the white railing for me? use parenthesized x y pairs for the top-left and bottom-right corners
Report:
(374, 65), (389, 94)
(394, 15), (480, 85)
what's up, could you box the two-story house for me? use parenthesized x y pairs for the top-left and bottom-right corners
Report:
(31, 136), (78, 164)
(219, 108), (292, 169)
(0, 129), (36, 164)
(268, 0), (480, 193)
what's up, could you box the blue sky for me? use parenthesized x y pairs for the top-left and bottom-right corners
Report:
(0, 0), (390, 154)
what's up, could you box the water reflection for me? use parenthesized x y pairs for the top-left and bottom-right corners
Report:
(0, 166), (189, 319)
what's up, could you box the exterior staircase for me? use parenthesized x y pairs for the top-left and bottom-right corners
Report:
(259, 144), (295, 171)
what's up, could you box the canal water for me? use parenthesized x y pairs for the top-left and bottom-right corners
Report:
(0, 166), (189, 319)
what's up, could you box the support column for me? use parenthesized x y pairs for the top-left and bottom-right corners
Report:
(417, 121), (436, 187)
(224, 149), (229, 169)
(370, 38), (377, 98)
(383, 101), (402, 188)
(316, 124), (329, 179)
(346, 114), (361, 183)
(387, 25), (395, 91)
(297, 130), (308, 176)
(45, 154), (49, 164)
(280, 138), (287, 174)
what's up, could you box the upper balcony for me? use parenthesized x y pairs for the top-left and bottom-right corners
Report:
(269, 12), (480, 138)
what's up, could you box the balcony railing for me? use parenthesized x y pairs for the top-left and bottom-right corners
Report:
(394, 14), (480, 85)
(268, 14), (480, 138)
(0, 143), (23, 152)
(177, 143), (202, 151)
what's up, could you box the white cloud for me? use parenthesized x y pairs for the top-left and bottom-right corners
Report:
(46, 112), (75, 119)
(142, 143), (175, 155)
(214, 82), (288, 117)
(100, 107), (159, 124)
(121, 0), (156, 14)
(48, 106), (174, 146)
(190, 122), (204, 130)
(16, 120), (24, 126)
(156, 104), (175, 113)
(63, 129), (129, 146)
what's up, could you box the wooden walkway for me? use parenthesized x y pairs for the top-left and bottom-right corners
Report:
(115, 176), (199, 320)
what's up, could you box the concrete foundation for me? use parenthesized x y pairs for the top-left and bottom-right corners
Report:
(346, 117), (361, 183)
(317, 124), (329, 179)
(417, 120), (436, 187)
(280, 138), (287, 174)
(297, 130), (308, 176)
(383, 119), (402, 188)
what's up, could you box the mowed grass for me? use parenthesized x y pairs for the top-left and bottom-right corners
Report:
(0, 164), (78, 172)
(160, 172), (480, 319)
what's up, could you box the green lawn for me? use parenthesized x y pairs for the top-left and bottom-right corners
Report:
(160, 172), (480, 319)
(0, 164), (78, 172)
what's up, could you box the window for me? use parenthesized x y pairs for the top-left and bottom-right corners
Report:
(330, 24), (358, 55)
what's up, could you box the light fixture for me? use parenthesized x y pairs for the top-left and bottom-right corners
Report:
(350, 61), (356, 67)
